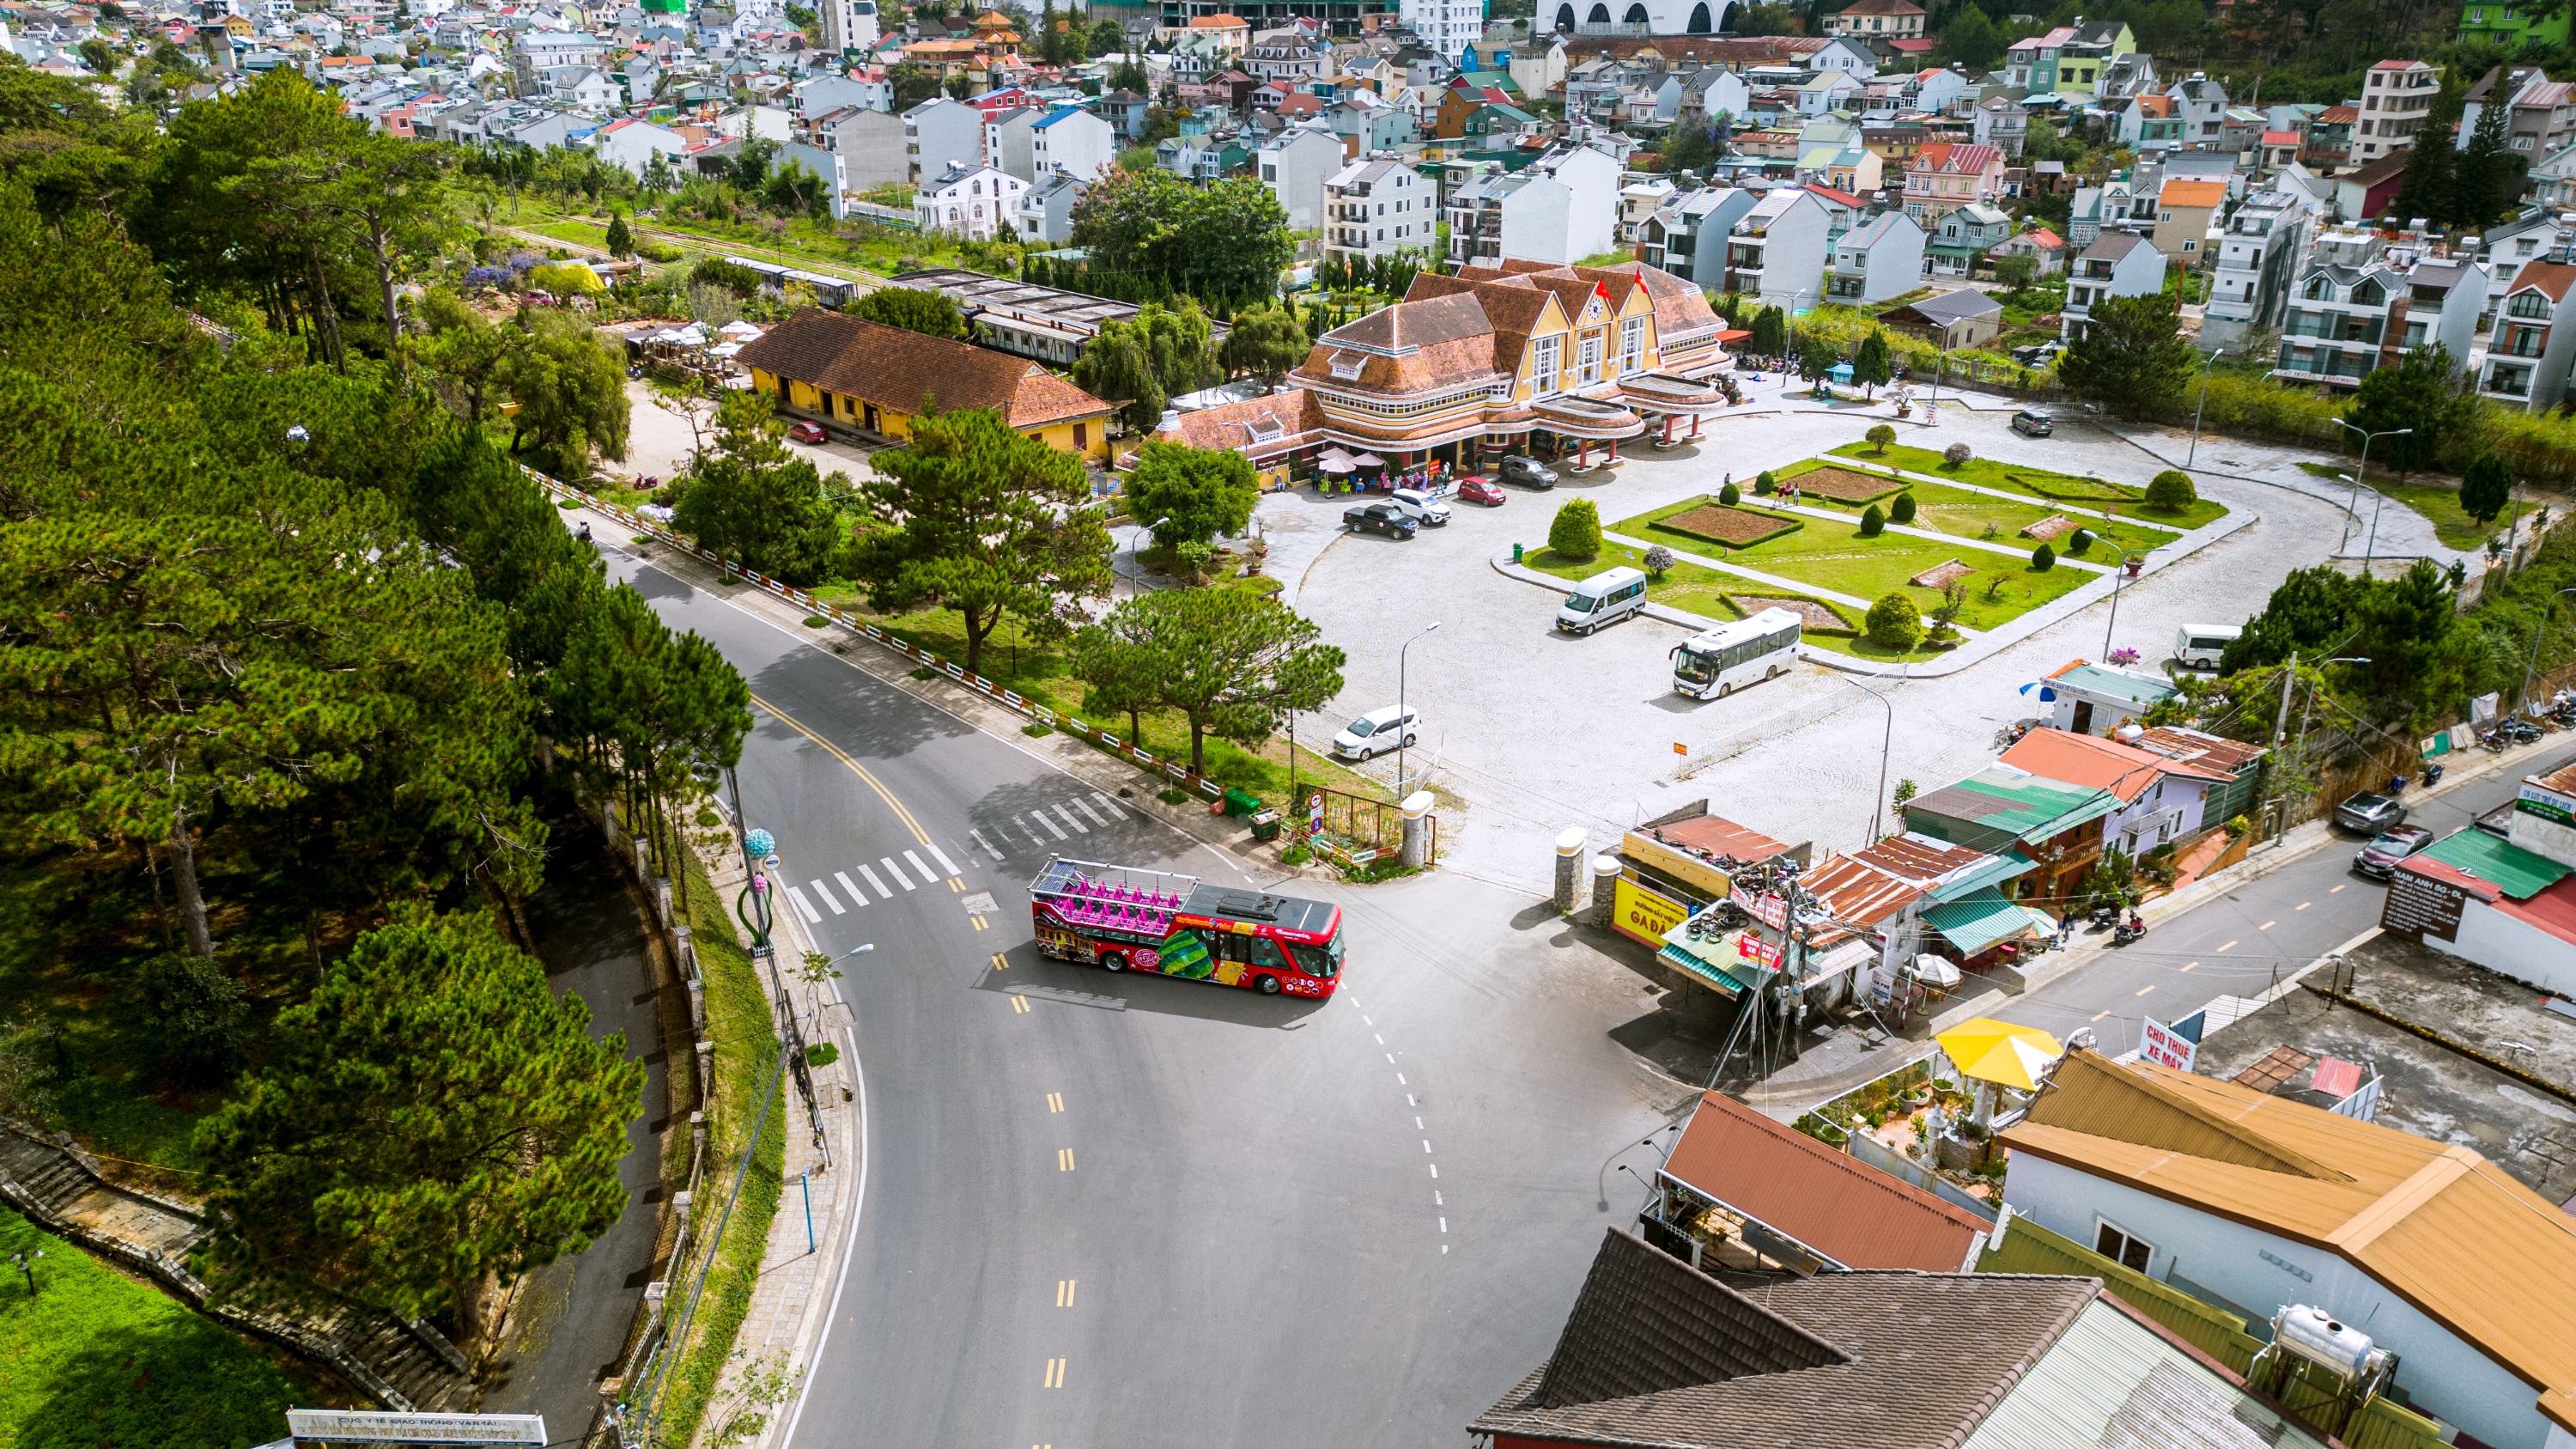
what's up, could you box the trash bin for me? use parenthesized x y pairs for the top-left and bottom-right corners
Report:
(1512, 543), (1524, 563)
(1249, 809), (1282, 843)
(1221, 788), (1261, 818)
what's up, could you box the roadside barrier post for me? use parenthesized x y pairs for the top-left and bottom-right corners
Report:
(1591, 855), (1623, 929)
(1553, 828), (1589, 915)
(1400, 790), (1435, 868)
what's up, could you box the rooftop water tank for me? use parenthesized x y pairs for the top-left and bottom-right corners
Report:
(2272, 1305), (2379, 1382)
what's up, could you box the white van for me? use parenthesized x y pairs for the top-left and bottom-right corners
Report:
(1332, 704), (1419, 760)
(1557, 566), (1649, 635)
(2174, 624), (2241, 670)
(1388, 488), (1451, 527)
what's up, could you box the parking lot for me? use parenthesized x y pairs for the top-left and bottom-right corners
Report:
(1279, 396), (2356, 892)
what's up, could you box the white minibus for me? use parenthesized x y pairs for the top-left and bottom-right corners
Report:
(1671, 608), (1801, 697)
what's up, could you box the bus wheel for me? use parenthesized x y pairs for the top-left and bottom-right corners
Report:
(1767, 665), (1782, 680)
(1101, 952), (1127, 972)
(1255, 974), (1283, 995)
(1717, 681), (1731, 697)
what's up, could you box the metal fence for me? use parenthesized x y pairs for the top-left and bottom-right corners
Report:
(1294, 784), (1423, 867)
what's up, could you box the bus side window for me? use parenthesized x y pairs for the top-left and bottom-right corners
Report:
(1249, 937), (1291, 971)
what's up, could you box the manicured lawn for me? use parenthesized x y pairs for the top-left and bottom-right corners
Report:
(0, 1209), (317, 1449)
(1521, 544), (1745, 622)
(1830, 441), (2230, 531)
(2293, 463), (2535, 549)
(1607, 503), (2097, 632)
(1792, 474), (2181, 557)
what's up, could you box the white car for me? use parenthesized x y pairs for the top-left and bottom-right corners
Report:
(1388, 488), (1451, 527)
(1333, 705), (1419, 760)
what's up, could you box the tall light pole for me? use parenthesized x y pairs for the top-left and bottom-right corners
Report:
(2331, 420), (2410, 554)
(1398, 621), (1440, 793)
(2184, 347), (2223, 466)
(2101, 548), (2150, 660)
(2522, 587), (2576, 707)
(1835, 667), (1901, 844)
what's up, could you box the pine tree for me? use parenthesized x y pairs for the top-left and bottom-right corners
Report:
(604, 209), (633, 258)
(2454, 90), (2514, 228)
(1853, 330), (1892, 398)
(2392, 88), (2462, 226)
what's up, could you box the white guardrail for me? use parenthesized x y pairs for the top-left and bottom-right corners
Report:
(531, 466), (1230, 804)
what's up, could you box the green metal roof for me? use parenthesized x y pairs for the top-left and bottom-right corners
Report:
(2420, 827), (2573, 901)
(1927, 851), (2038, 903)
(1656, 928), (1761, 997)
(1920, 888), (2052, 956)
(1911, 768), (2120, 845)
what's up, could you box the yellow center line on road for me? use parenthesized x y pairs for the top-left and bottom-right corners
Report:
(1047, 1092), (1064, 1113)
(2091, 1010), (2111, 1021)
(2135, 985), (2155, 996)
(1056, 1278), (1077, 1308)
(2180, 962), (2197, 971)
(1012, 994), (1031, 1014)
(1043, 1358), (1066, 1389)
(2258, 921), (2276, 930)
(748, 691), (933, 845)
(992, 952), (1010, 971)
(2217, 941), (2238, 952)
(2295, 902), (2311, 910)
(1058, 1148), (1077, 1172)
(973, 916), (989, 932)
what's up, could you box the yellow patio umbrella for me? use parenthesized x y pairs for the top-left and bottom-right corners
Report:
(1935, 1018), (2065, 1092)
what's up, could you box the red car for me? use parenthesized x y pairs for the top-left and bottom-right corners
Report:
(1455, 477), (1507, 507)
(787, 420), (830, 444)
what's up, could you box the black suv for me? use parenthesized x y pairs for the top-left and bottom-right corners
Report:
(1344, 502), (1419, 539)
(1496, 455), (1558, 489)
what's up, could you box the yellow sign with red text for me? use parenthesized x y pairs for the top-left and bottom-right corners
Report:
(1613, 876), (1690, 948)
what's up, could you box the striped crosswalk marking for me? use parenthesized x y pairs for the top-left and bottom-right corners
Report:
(1090, 791), (1126, 819)
(968, 828), (1000, 858)
(1072, 798), (1110, 827)
(834, 871), (868, 907)
(881, 856), (914, 890)
(926, 842), (961, 876)
(807, 879), (846, 915)
(785, 886), (823, 924)
(1053, 804), (1088, 834)
(1024, 812), (1066, 843)
(857, 863), (890, 898)
(903, 849), (938, 884)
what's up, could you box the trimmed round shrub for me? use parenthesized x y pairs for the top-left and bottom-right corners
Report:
(1865, 423), (1898, 454)
(1865, 592), (1923, 649)
(1889, 492), (1917, 524)
(1719, 481), (1741, 506)
(2066, 528), (2093, 556)
(1943, 442), (1971, 467)
(2145, 469), (2197, 511)
(1755, 469), (1777, 494)
(2031, 542), (2057, 571)
(1858, 503), (1886, 537)
(1548, 496), (1603, 558)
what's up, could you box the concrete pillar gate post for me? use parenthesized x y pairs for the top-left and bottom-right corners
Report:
(1399, 790), (1436, 868)
(1590, 855), (1622, 929)
(1552, 827), (1588, 914)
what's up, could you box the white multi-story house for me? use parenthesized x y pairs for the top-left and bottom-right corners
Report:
(1634, 186), (1759, 289)
(1014, 172), (1086, 247)
(2478, 259), (2576, 411)
(2354, 58), (2439, 166)
(815, 0), (877, 53)
(902, 95), (983, 186)
(2061, 231), (2166, 343)
(2200, 188), (2314, 352)
(591, 115), (690, 177)
(1399, 0), (1479, 60)
(1443, 144), (1619, 269)
(2273, 234), (2486, 387)
(810, 107), (908, 192)
(914, 161), (1027, 240)
(1244, 26), (1325, 83)
(1323, 157), (1435, 268)
(1026, 106), (1116, 182)
(1826, 210), (1925, 304)
(1722, 187), (1832, 311)
(2164, 70), (2227, 149)
(1256, 125), (1343, 234)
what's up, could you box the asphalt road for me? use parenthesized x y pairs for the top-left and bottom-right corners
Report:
(598, 548), (1694, 1449)
(1997, 744), (2576, 1056)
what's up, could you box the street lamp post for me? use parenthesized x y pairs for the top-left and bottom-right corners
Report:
(2184, 348), (2223, 467)
(1595, 1123), (1680, 1211)
(2101, 549), (2151, 660)
(1834, 668), (1901, 844)
(1398, 621), (1440, 794)
(2331, 420), (2411, 558)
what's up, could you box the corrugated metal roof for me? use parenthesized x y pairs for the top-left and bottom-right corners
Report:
(1912, 767), (2119, 842)
(1661, 1091), (1990, 1272)
(1959, 1301), (2331, 1449)
(2047, 661), (2179, 709)
(1921, 888), (2051, 955)
(2418, 825), (2571, 901)
(2002, 1050), (2576, 1435)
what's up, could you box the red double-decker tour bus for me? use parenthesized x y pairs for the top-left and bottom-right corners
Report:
(1028, 855), (1345, 997)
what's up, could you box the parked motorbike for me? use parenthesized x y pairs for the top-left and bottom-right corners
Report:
(2423, 760), (2446, 786)
(2111, 917), (2146, 947)
(2087, 902), (2122, 929)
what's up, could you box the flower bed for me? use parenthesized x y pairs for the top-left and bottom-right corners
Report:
(1659, 502), (1803, 547)
(1724, 592), (1855, 635)
(1786, 466), (1910, 503)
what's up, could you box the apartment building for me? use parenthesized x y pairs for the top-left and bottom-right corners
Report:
(914, 161), (1027, 240)
(1633, 186), (1759, 289)
(2274, 234), (2486, 387)
(901, 95), (983, 186)
(2461, 64), (2576, 159)
(1826, 210), (1926, 303)
(2480, 259), (2576, 410)
(1722, 186), (1833, 310)
(1324, 156), (1435, 267)
(2200, 189), (2313, 351)
(1256, 124), (1343, 233)
(2060, 231), (2166, 343)
(2354, 58), (2439, 166)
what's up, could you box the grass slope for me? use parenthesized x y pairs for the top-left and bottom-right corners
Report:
(1830, 441), (2229, 530)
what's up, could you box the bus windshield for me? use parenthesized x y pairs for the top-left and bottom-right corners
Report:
(1289, 930), (1344, 978)
(1674, 649), (1716, 683)
(1563, 593), (1598, 613)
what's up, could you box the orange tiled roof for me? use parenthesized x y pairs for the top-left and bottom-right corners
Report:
(733, 307), (1113, 431)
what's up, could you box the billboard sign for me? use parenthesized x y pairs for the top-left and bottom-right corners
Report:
(1613, 876), (1691, 949)
(2138, 1016), (2197, 1074)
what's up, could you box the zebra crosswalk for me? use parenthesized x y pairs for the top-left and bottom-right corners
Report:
(775, 788), (1141, 924)
(991, 790), (1137, 856)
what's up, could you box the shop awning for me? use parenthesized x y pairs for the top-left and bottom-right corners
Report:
(1656, 925), (1765, 997)
(1921, 888), (2051, 956)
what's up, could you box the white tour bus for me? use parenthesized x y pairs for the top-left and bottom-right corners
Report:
(1671, 608), (1802, 698)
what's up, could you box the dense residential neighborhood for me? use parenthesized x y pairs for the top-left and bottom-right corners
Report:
(21, 1), (2576, 1449)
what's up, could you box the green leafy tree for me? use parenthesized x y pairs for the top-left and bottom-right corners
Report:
(2032, 542), (2057, 571)
(1890, 492), (1917, 524)
(1935, 3), (2005, 69)
(1068, 611), (1165, 744)
(691, 256), (764, 297)
(853, 407), (1114, 676)
(1796, 332), (1836, 388)
(414, 288), (513, 424)
(1218, 301), (1312, 388)
(2057, 290), (2196, 420)
(605, 209), (634, 259)
(671, 390), (854, 584)
(500, 310), (630, 479)
(1859, 502), (1886, 537)
(1068, 167), (1293, 307)
(1073, 299), (1221, 428)
(2144, 469), (2197, 511)
(1865, 592), (1923, 649)
(2461, 450), (2513, 524)
(1864, 423), (1897, 453)
(1097, 589), (1346, 774)
(195, 908), (643, 1336)
(140, 952), (252, 1084)
(889, 61), (942, 109)
(1992, 253), (2037, 295)
(845, 284), (969, 338)
(1123, 441), (1259, 549)
(1548, 496), (1602, 558)
(2345, 344), (2474, 481)
(1853, 331), (1893, 399)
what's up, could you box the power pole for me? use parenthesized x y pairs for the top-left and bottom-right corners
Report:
(2268, 652), (2299, 845)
